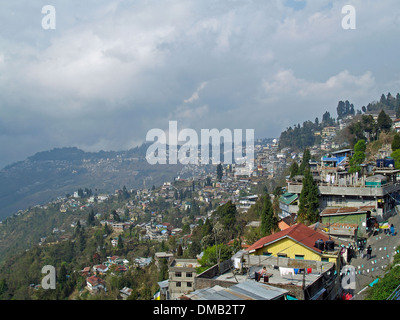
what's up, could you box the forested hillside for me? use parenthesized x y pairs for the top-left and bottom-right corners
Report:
(0, 144), (183, 220)
(278, 93), (400, 151)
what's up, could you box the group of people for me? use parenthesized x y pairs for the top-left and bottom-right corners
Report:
(384, 224), (396, 236)
(357, 240), (373, 260)
(357, 223), (396, 260)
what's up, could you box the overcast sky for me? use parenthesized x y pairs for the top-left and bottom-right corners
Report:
(0, 0), (400, 168)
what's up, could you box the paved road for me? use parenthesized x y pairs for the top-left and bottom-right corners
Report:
(348, 211), (400, 300)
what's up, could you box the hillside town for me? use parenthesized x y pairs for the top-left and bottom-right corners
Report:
(1, 108), (400, 301)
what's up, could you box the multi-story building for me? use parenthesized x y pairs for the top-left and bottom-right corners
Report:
(287, 152), (400, 234)
(168, 258), (201, 300)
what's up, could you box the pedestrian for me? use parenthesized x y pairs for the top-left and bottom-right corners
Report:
(390, 224), (395, 236)
(358, 241), (364, 258)
(367, 245), (372, 260)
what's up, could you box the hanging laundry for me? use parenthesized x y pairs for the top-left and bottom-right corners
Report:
(279, 267), (287, 276)
(287, 268), (295, 275)
(279, 267), (295, 276)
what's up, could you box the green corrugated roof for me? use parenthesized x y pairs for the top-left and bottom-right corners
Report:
(279, 192), (298, 205)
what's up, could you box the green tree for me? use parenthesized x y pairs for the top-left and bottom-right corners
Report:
(117, 234), (124, 249)
(260, 194), (278, 236)
(377, 110), (392, 133)
(0, 279), (8, 296)
(177, 244), (183, 256)
(58, 264), (68, 286)
(361, 115), (377, 142)
(298, 148), (311, 175)
(202, 218), (213, 238)
(289, 161), (299, 178)
(298, 168), (319, 225)
(87, 209), (95, 226)
(392, 133), (400, 151)
(198, 244), (232, 273)
(216, 163), (223, 181)
(215, 200), (237, 233)
(380, 94), (387, 105)
(349, 139), (366, 173)
(112, 210), (120, 222)
(391, 149), (400, 169)
(322, 111), (332, 124)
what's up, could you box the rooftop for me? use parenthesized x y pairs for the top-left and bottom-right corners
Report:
(246, 223), (330, 254)
(279, 192), (298, 205)
(170, 259), (201, 268)
(320, 205), (375, 216)
(182, 280), (288, 300)
(213, 259), (333, 288)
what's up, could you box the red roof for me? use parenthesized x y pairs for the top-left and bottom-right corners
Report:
(86, 276), (105, 287)
(246, 223), (330, 254)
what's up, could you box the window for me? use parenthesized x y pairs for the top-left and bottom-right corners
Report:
(187, 282), (192, 288)
(321, 258), (329, 263)
(176, 282), (181, 287)
(175, 272), (182, 277)
(263, 252), (272, 256)
(295, 255), (304, 260)
(277, 253), (287, 258)
(186, 272), (193, 278)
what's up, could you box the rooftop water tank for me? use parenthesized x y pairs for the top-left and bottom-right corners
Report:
(325, 240), (335, 251)
(315, 239), (324, 251)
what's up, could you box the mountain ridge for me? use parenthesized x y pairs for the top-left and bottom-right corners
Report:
(0, 144), (185, 220)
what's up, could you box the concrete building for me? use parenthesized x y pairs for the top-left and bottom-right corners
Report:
(246, 223), (340, 266)
(194, 252), (340, 300)
(287, 157), (400, 222)
(319, 206), (374, 238)
(279, 192), (298, 219)
(86, 276), (106, 293)
(168, 258), (201, 300)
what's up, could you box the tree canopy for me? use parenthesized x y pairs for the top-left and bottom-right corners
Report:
(349, 140), (366, 173)
(298, 168), (319, 225)
(260, 194), (279, 236)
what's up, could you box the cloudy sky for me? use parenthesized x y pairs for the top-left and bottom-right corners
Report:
(0, 0), (399, 168)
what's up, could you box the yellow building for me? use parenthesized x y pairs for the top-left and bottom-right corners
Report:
(247, 224), (339, 265)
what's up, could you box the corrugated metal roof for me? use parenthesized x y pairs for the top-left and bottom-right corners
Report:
(233, 281), (287, 300)
(320, 206), (374, 216)
(185, 281), (288, 300)
(280, 192), (298, 205)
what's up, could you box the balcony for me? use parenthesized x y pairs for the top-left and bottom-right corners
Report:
(288, 180), (400, 198)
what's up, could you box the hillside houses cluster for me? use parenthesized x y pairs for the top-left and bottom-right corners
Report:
(80, 255), (130, 295)
(284, 148), (400, 239)
(162, 222), (345, 301)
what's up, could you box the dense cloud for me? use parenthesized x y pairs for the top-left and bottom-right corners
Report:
(0, 0), (399, 168)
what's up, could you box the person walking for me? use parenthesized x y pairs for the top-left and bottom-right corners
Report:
(366, 245), (372, 260)
(358, 241), (364, 258)
(390, 224), (395, 236)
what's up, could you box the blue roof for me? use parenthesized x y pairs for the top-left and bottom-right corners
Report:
(322, 156), (346, 164)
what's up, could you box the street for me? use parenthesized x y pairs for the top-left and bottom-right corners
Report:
(348, 211), (400, 300)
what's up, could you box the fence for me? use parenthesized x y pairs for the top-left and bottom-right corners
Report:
(387, 283), (400, 300)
